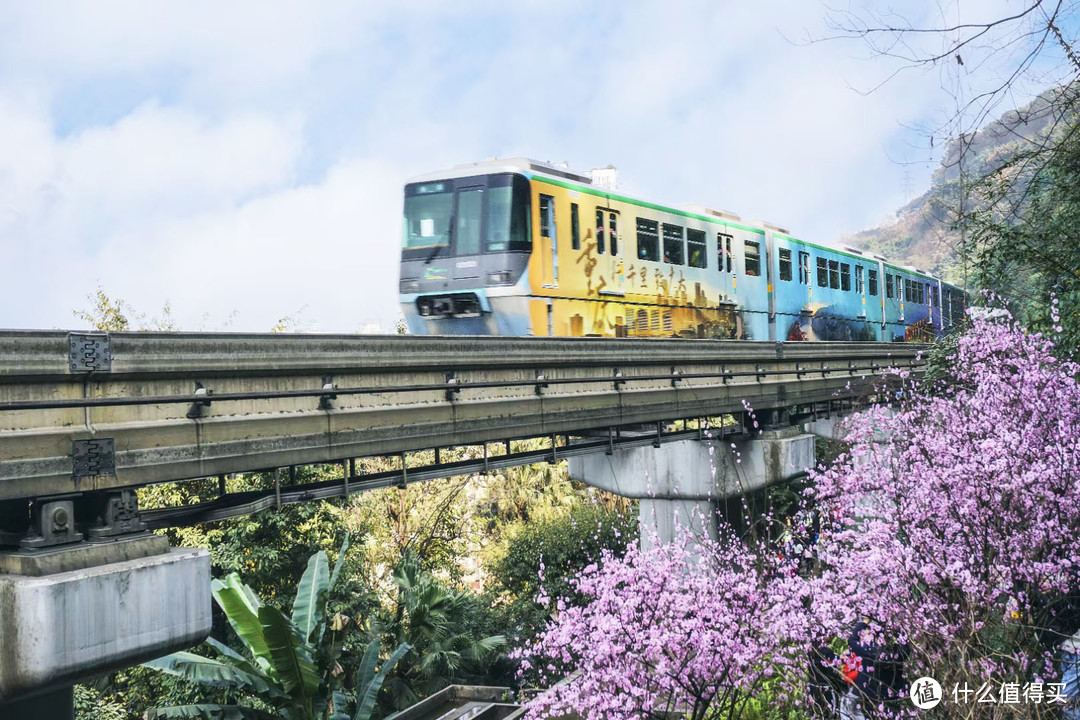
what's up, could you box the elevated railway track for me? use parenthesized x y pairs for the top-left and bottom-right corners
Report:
(0, 330), (924, 542)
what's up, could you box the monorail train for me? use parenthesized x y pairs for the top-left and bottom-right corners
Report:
(399, 158), (966, 341)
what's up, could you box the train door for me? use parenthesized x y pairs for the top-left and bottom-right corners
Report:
(877, 260), (887, 332)
(596, 207), (624, 295)
(718, 233), (734, 299)
(607, 209), (624, 293)
(539, 193), (558, 288)
(764, 230), (776, 341)
(798, 250), (811, 305)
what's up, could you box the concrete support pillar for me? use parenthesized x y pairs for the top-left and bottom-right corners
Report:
(569, 428), (814, 547)
(804, 414), (846, 441)
(0, 537), (212, 715)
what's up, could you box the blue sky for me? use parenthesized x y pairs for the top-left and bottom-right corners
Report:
(0, 1), (1072, 332)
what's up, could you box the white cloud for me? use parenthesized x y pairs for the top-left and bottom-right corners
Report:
(0, 1), (1062, 332)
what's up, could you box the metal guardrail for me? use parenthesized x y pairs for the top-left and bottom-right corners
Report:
(0, 331), (926, 502)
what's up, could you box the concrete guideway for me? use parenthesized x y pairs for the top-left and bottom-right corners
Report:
(0, 330), (924, 503)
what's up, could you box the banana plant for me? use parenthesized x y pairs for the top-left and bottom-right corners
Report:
(144, 537), (409, 720)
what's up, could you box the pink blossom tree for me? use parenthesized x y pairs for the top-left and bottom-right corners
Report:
(807, 310), (1080, 716)
(515, 529), (811, 720)
(518, 310), (1080, 719)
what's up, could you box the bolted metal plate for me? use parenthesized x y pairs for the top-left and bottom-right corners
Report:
(72, 438), (116, 479)
(68, 333), (111, 373)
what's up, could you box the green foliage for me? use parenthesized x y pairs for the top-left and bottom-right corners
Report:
(381, 552), (506, 710)
(145, 541), (408, 720)
(353, 640), (411, 720)
(493, 501), (637, 643)
(964, 118), (1080, 357)
(141, 468), (378, 613)
(75, 683), (128, 720)
(74, 286), (177, 332)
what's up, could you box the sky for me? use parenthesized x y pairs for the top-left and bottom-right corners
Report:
(0, 0), (1071, 333)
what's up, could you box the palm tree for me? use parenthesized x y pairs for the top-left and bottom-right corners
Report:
(381, 553), (505, 709)
(144, 538), (409, 720)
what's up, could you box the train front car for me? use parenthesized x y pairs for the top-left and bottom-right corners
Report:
(400, 165), (533, 335)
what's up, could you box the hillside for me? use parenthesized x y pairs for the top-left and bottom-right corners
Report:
(841, 88), (1069, 285)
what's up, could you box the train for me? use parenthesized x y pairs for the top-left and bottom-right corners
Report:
(399, 157), (965, 341)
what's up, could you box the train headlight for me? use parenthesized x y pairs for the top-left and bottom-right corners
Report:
(400, 279), (420, 293)
(486, 271), (513, 286)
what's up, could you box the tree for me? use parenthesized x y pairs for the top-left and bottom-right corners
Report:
(966, 118), (1080, 354)
(493, 501), (637, 648)
(807, 310), (1080, 717)
(820, 2), (1080, 299)
(822, 2), (1080, 161)
(74, 286), (177, 331)
(145, 540), (409, 720)
(515, 532), (809, 720)
(380, 552), (506, 710)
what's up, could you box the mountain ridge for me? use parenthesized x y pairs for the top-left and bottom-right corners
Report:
(840, 87), (1070, 285)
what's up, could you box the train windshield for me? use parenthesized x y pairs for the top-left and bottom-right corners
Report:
(402, 173), (530, 258)
(402, 184), (453, 251)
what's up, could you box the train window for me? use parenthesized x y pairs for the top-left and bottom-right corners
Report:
(745, 240), (761, 276)
(817, 257), (828, 287)
(663, 223), (685, 265)
(840, 262), (851, 291)
(798, 251), (810, 285)
(886, 273), (894, 299)
(403, 190), (453, 249)
(571, 203), (580, 250)
(931, 284), (938, 307)
(596, 209), (606, 254)
(687, 229), (707, 268)
(779, 248), (792, 281)
(637, 309), (648, 331)
(918, 281), (925, 305)
(637, 218), (659, 261)
(828, 260), (840, 289)
(609, 213), (619, 256)
(456, 188), (484, 255)
(868, 269), (878, 296)
(486, 175), (532, 253)
(854, 265), (864, 294)
(539, 195), (555, 239)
